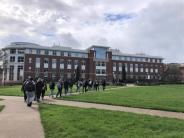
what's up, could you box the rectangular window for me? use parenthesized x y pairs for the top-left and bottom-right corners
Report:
(125, 63), (128, 72)
(44, 58), (49, 68)
(29, 58), (32, 63)
(35, 68), (40, 78)
(127, 57), (131, 61)
(10, 49), (16, 54)
(18, 57), (24, 62)
(10, 56), (15, 62)
(29, 49), (32, 54)
(64, 52), (68, 56)
(44, 69), (48, 77)
(9, 65), (14, 80)
(74, 60), (78, 69)
(102, 69), (106, 74)
(60, 51), (64, 56)
(52, 59), (57, 69)
(155, 69), (158, 73)
(36, 58), (40, 68)
(145, 68), (148, 73)
(18, 49), (24, 54)
(130, 64), (133, 72)
(68, 52), (71, 57)
(17, 65), (23, 80)
(67, 60), (72, 69)
(53, 51), (56, 56)
(150, 68), (153, 73)
(102, 62), (105, 66)
(140, 68), (144, 72)
(60, 59), (64, 69)
(36, 49), (40, 55)
(49, 51), (52, 55)
(45, 50), (49, 55)
(81, 60), (86, 65)
(96, 69), (100, 74)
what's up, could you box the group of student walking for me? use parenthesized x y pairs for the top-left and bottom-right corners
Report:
(21, 77), (47, 107)
(21, 77), (106, 107)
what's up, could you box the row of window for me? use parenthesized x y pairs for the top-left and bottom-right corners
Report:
(114, 75), (161, 80)
(27, 49), (88, 58)
(8, 65), (23, 81)
(112, 55), (162, 63)
(29, 58), (86, 65)
(32, 58), (86, 70)
(10, 56), (24, 62)
(113, 63), (161, 68)
(113, 66), (159, 73)
(10, 49), (24, 54)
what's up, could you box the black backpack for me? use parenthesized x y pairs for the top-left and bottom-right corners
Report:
(26, 81), (35, 92)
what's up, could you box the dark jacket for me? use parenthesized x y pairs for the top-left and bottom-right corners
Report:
(49, 82), (55, 90)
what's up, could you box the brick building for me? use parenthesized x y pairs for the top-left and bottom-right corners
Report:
(0, 42), (164, 84)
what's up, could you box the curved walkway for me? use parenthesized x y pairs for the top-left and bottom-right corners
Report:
(0, 96), (44, 138)
(44, 97), (184, 120)
(1, 95), (184, 138)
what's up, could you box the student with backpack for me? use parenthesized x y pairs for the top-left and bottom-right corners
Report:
(41, 79), (47, 100)
(25, 77), (36, 107)
(36, 78), (44, 102)
(49, 80), (55, 98)
(56, 80), (63, 98)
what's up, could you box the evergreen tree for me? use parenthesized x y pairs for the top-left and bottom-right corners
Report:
(122, 64), (126, 83)
(75, 65), (81, 82)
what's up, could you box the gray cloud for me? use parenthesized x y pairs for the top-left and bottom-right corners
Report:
(118, 0), (184, 63)
(0, 0), (183, 63)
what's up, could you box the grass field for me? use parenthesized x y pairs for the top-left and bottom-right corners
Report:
(0, 105), (4, 112)
(0, 85), (23, 96)
(0, 84), (117, 96)
(39, 104), (184, 138)
(63, 85), (184, 112)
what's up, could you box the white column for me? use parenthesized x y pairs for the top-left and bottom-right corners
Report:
(2, 69), (4, 85)
(14, 65), (18, 81)
(6, 67), (9, 81)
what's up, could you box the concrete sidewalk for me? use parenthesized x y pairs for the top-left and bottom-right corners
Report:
(0, 96), (44, 138)
(44, 97), (184, 120)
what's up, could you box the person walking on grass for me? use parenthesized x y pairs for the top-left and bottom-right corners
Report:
(36, 78), (44, 102)
(69, 80), (74, 93)
(97, 80), (100, 91)
(64, 79), (69, 95)
(56, 80), (63, 98)
(25, 77), (36, 107)
(49, 80), (55, 98)
(76, 80), (82, 92)
(94, 80), (98, 91)
(102, 79), (106, 91)
(41, 79), (47, 100)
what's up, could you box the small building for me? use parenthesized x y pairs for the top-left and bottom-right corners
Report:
(179, 64), (184, 82)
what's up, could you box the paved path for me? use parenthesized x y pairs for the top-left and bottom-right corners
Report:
(1, 94), (184, 138)
(44, 97), (184, 120)
(0, 96), (44, 138)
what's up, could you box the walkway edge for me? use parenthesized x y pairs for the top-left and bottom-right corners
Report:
(44, 98), (184, 120)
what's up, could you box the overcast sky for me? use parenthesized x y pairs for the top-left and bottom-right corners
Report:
(0, 0), (183, 63)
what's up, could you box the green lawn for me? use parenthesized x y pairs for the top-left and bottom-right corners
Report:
(63, 85), (184, 112)
(0, 85), (23, 96)
(39, 104), (184, 138)
(0, 99), (4, 112)
(0, 84), (118, 96)
(0, 105), (4, 112)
